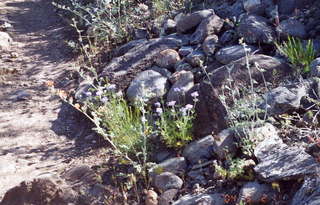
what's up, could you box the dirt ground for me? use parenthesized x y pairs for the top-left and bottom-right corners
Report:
(0, 0), (107, 199)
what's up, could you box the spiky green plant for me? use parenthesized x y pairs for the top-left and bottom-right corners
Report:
(275, 36), (316, 74)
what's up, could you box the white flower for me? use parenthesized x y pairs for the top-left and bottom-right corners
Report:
(106, 84), (116, 91)
(191, 91), (199, 98)
(173, 87), (181, 92)
(156, 108), (163, 114)
(101, 97), (108, 103)
(85, 91), (92, 97)
(185, 104), (193, 110)
(180, 107), (187, 116)
(96, 90), (103, 96)
(141, 116), (147, 123)
(167, 101), (176, 107)
(154, 102), (161, 108)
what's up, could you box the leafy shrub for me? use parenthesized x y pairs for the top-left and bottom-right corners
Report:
(276, 36), (316, 74)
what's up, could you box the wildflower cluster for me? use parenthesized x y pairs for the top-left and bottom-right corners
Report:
(155, 91), (198, 148)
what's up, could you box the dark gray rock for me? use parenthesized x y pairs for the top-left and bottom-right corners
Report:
(115, 39), (147, 56)
(185, 50), (206, 67)
(149, 66), (172, 78)
(159, 189), (179, 205)
(238, 181), (275, 204)
(219, 30), (237, 45)
(190, 14), (224, 45)
(212, 128), (238, 160)
(202, 35), (219, 56)
(278, 0), (314, 15)
(100, 37), (180, 86)
(179, 46), (194, 57)
(187, 169), (208, 186)
(291, 176), (320, 205)
(133, 28), (149, 39)
(74, 81), (93, 102)
(243, 0), (264, 15)
(126, 70), (169, 103)
(260, 85), (307, 115)
(172, 193), (224, 205)
(183, 135), (215, 164)
(310, 57), (320, 77)
(194, 55), (290, 137)
(166, 71), (194, 104)
(277, 19), (307, 39)
(175, 61), (193, 72)
(149, 157), (187, 178)
(10, 90), (31, 101)
(237, 15), (275, 44)
(163, 19), (177, 35)
(176, 9), (215, 33)
(215, 45), (258, 65)
(154, 172), (183, 192)
(254, 136), (320, 182)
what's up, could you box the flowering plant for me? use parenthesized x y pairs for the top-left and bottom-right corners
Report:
(155, 91), (198, 148)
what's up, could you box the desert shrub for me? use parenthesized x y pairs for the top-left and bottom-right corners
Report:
(275, 36), (316, 74)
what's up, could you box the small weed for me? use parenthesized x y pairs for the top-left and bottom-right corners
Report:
(275, 36), (316, 74)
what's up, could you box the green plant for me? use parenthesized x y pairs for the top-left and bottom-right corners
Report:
(155, 96), (197, 148)
(275, 36), (316, 74)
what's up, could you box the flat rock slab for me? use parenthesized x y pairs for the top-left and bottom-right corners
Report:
(291, 176), (320, 205)
(254, 138), (320, 182)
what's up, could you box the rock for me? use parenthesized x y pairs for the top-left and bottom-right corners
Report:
(166, 71), (194, 104)
(214, 1), (245, 19)
(278, 0), (314, 15)
(175, 61), (193, 72)
(212, 128), (238, 160)
(172, 193), (224, 205)
(187, 169), (208, 186)
(159, 189), (179, 205)
(291, 176), (320, 205)
(155, 49), (181, 70)
(176, 9), (215, 33)
(310, 57), (320, 77)
(133, 28), (149, 39)
(277, 19), (307, 39)
(9, 90), (31, 101)
(0, 31), (12, 51)
(149, 66), (172, 78)
(64, 165), (98, 185)
(243, 0), (264, 15)
(126, 70), (169, 103)
(0, 178), (78, 205)
(74, 81), (93, 102)
(202, 35), (219, 56)
(115, 39), (148, 56)
(254, 136), (320, 182)
(185, 50), (206, 67)
(154, 172), (183, 192)
(194, 55), (290, 137)
(190, 14), (224, 45)
(178, 46), (194, 57)
(219, 30), (237, 45)
(145, 190), (158, 205)
(149, 157), (187, 178)
(183, 135), (215, 165)
(260, 85), (307, 115)
(163, 19), (177, 35)
(100, 37), (180, 87)
(215, 45), (258, 65)
(237, 15), (275, 44)
(238, 181), (275, 204)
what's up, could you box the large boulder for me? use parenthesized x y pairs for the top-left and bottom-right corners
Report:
(254, 135), (320, 182)
(194, 55), (291, 137)
(215, 45), (258, 65)
(190, 14), (224, 45)
(100, 37), (181, 89)
(237, 15), (276, 44)
(276, 19), (307, 39)
(176, 9), (215, 33)
(126, 70), (169, 103)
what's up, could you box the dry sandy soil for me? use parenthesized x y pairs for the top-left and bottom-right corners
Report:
(0, 0), (106, 199)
